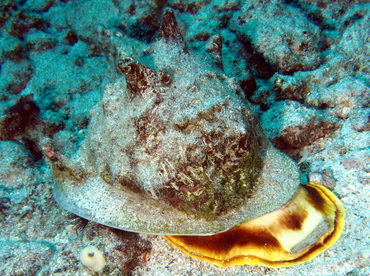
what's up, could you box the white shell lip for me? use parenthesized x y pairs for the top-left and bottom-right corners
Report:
(53, 144), (300, 235)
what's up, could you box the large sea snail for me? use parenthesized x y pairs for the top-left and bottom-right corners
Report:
(41, 8), (345, 268)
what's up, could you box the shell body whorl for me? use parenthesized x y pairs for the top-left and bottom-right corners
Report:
(44, 9), (301, 235)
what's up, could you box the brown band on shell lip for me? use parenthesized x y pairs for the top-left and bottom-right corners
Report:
(162, 183), (346, 268)
(278, 183), (345, 266)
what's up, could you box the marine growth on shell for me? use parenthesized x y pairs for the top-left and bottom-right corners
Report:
(42, 8), (345, 268)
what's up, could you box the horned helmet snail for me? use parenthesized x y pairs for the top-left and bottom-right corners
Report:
(42, 8), (345, 268)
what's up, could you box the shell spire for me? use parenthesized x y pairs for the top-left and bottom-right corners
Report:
(206, 34), (224, 70)
(157, 8), (188, 51)
(117, 57), (157, 98)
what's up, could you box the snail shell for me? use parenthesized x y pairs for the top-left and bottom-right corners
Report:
(42, 9), (300, 235)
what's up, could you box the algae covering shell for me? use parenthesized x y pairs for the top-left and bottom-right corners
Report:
(42, 9), (303, 235)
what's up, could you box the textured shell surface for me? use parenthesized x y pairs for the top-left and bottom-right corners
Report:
(45, 9), (301, 235)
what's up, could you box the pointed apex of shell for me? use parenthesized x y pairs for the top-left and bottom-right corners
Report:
(157, 8), (187, 51)
(206, 34), (224, 70)
(117, 57), (157, 98)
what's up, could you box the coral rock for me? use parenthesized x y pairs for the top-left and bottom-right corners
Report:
(230, 1), (323, 74)
(261, 100), (339, 151)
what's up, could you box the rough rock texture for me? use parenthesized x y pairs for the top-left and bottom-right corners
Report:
(0, 100), (40, 140)
(172, 0), (258, 98)
(261, 100), (338, 152)
(0, 59), (33, 95)
(330, 4), (370, 83)
(0, 161), (152, 276)
(0, 0), (17, 28)
(0, 242), (55, 276)
(306, 77), (370, 119)
(0, 141), (41, 190)
(273, 73), (312, 103)
(25, 30), (56, 52)
(114, 0), (167, 42)
(9, 10), (45, 38)
(295, 0), (362, 29)
(0, 34), (26, 62)
(42, 222), (152, 275)
(230, 1), (323, 74)
(65, 0), (119, 43)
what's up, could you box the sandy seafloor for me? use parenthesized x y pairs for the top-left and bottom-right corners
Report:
(0, 0), (369, 275)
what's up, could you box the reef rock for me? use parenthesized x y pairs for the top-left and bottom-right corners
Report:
(230, 1), (323, 74)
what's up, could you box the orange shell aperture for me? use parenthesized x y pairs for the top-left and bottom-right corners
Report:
(163, 182), (346, 267)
